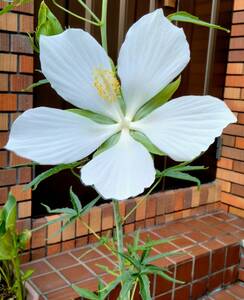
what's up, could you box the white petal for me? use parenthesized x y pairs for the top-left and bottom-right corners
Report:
(40, 29), (121, 121)
(5, 107), (119, 165)
(118, 9), (190, 119)
(131, 96), (237, 161)
(81, 130), (155, 200)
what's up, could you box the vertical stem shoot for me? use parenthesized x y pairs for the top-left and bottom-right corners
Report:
(100, 0), (108, 52)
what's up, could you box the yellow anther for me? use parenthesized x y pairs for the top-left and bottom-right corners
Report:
(93, 69), (120, 103)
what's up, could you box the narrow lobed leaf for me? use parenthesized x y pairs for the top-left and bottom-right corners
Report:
(133, 76), (181, 121)
(167, 11), (230, 32)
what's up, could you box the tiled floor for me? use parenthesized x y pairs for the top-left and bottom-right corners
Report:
(203, 282), (244, 299)
(22, 210), (244, 299)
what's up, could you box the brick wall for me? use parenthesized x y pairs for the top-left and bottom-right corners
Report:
(217, 0), (244, 218)
(0, 1), (34, 218)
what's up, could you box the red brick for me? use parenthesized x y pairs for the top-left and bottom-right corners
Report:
(230, 37), (244, 49)
(227, 63), (244, 74)
(225, 100), (244, 112)
(19, 15), (34, 33)
(231, 183), (244, 197)
(0, 169), (16, 186)
(226, 75), (244, 87)
(229, 50), (244, 62)
(222, 146), (244, 160)
(236, 136), (244, 148)
(12, 2), (34, 13)
(224, 87), (241, 99)
(0, 94), (17, 111)
(10, 74), (33, 92)
(0, 151), (8, 168)
(234, 0), (244, 11)
(217, 179), (231, 193)
(0, 113), (8, 130)
(238, 113), (244, 124)
(0, 132), (8, 148)
(18, 167), (32, 184)
(10, 185), (31, 201)
(18, 200), (31, 218)
(231, 24), (244, 36)
(222, 134), (235, 147)
(19, 55), (33, 73)
(229, 206), (244, 217)
(0, 13), (17, 31)
(11, 34), (33, 54)
(0, 74), (8, 91)
(233, 11), (244, 24)
(0, 187), (8, 204)
(233, 160), (244, 173)
(0, 53), (17, 72)
(0, 33), (9, 51)
(31, 218), (46, 248)
(9, 152), (30, 165)
(221, 192), (244, 209)
(217, 157), (233, 170)
(18, 94), (33, 111)
(223, 124), (244, 136)
(217, 168), (244, 185)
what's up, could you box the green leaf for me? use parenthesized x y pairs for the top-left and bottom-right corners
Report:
(136, 237), (175, 251)
(0, 231), (15, 260)
(167, 11), (230, 33)
(143, 250), (183, 265)
(170, 165), (206, 172)
(72, 285), (99, 300)
(0, 4), (14, 15)
(139, 275), (152, 300)
(164, 170), (201, 187)
(130, 131), (166, 156)
(42, 203), (76, 216)
(3, 193), (17, 231)
(68, 108), (116, 125)
(93, 132), (121, 157)
(18, 229), (31, 250)
(21, 269), (34, 281)
(36, 1), (63, 43)
(102, 273), (130, 298)
(133, 77), (181, 121)
(69, 187), (82, 213)
(117, 252), (141, 270)
(80, 196), (100, 217)
(119, 278), (134, 299)
(25, 161), (80, 190)
(22, 79), (49, 92)
(1, 162), (38, 170)
(144, 265), (184, 284)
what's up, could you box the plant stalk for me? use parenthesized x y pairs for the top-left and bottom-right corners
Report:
(77, 0), (101, 23)
(100, 0), (108, 52)
(112, 200), (125, 274)
(52, 0), (100, 26)
(12, 256), (24, 300)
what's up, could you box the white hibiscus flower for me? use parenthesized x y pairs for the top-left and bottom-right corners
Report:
(5, 9), (236, 200)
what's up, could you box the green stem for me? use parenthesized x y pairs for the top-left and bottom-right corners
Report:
(76, 0), (101, 23)
(12, 256), (24, 300)
(112, 200), (124, 274)
(100, 0), (108, 52)
(52, 0), (100, 26)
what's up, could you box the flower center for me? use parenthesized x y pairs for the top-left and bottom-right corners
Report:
(93, 68), (120, 103)
(120, 117), (131, 130)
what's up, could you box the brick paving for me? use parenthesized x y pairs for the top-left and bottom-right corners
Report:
(22, 210), (244, 299)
